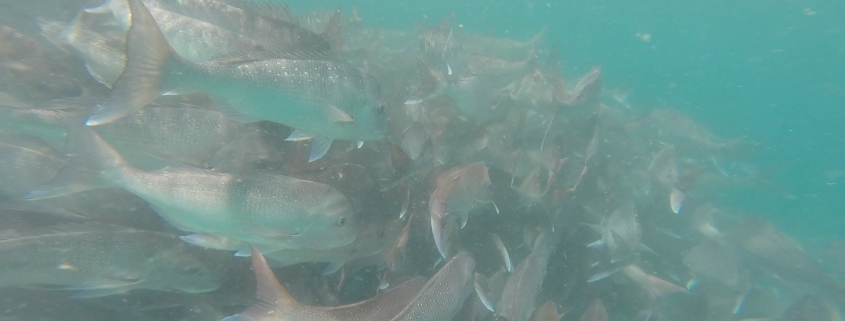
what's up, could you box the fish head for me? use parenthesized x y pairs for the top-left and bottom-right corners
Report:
(146, 244), (225, 294)
(301, 192), (359, 249)
(350, 98), (389, 141)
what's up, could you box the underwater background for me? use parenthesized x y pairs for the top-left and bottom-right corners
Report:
(0, 0), (843, 320)
(293, 0), (845, 239)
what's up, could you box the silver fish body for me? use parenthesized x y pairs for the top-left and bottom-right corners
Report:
(0, 224), (222, 296)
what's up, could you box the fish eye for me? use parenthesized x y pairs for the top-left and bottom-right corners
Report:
(336, 216), (347, 226)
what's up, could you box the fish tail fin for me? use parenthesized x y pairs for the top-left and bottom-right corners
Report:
(26, 123), (130, 200)
(405, 58), (445, 105)
(85, 0), (177, 126)
(224, 247), (302, 321)
(35, 16), (65, 47)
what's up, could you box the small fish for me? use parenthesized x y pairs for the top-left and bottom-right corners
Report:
(87, 0), (387, 163)
(492, 234), (514, 272)
(578, 298), (607, 321)
(27, 125), (357, 253)
(682, 240), (742, 290)
(0, 132), (68, 198)
(0, 223), (222, 297)
(221, 247), (428, 321)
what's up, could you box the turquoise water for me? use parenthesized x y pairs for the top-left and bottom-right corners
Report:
(287, 0), (845, 238)
(1, 0), (844, 319)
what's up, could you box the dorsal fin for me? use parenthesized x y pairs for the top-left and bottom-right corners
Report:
(320, 7), (346, 50)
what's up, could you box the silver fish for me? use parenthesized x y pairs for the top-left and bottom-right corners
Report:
(390, 252), (477, 321)
(37, 14), (127, 88)
(87, 0), (387, 162)
(496, 230), (558, 321)
(27, 126), (357, 252)
(221, 246), (428, 321)
(0, 223), (222, 297)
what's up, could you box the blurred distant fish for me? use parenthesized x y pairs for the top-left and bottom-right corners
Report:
(586, 203), (643, 263)
(87, 0), (387, 162)
(532, 301), (565, 321)
(0, 223), (222, 298)
(38, 13), (127, 88)
(87, 0), (264, 61)
(496, 230), (559, 321)
(682, 240), (743, 291)
(578, 298), (607, 321)
(429, 162), (493, 257)
(563, 67), (602, 106)
(0, 132), (67, 198)
(162, 0), (332, 52)
(27, 126), (357, 253)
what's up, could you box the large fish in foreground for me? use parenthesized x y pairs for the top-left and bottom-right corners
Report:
(27, 126), (357, 252)
(88, 0), (388, 162)
(0, 223), (223, 298)
(221, 248), (475, 321)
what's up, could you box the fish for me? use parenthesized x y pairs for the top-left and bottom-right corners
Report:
(563, 67), (602, 106)
(221, 247), (429, 321)
(0, 223), (222, 297)
(532, 301), (565, 321)
(492, 234), (514, 272)
(621, 264), (687, 300)
(390, 251), (477, 321)
(682, 240), (743, 291)
(90, 0), (265, 61)
(162, 0), (332, 52)
(691, 202), (726, 242)
(734, 217), (845, 295)
(496, 230), (558, 321)
(222, 248), (475, 321)
(0, 96), (87, 149)
(37, 13), (127, 87)
(2, 97), (278, 173)
(779, 296), (835, 321)
(87, 0), (388, 162)
(27, 125), (357, 252)
(578, 299), (607, 321)
(586, 203), (643, 263)
(429, 163), (493, 257)
(0, 132), (68, 198)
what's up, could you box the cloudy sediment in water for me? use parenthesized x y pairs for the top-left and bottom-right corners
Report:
(0, 0), (843, 320)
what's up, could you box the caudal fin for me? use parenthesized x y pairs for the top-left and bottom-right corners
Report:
(26, 123), (131, 200)
(85, 0), (175, 126)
